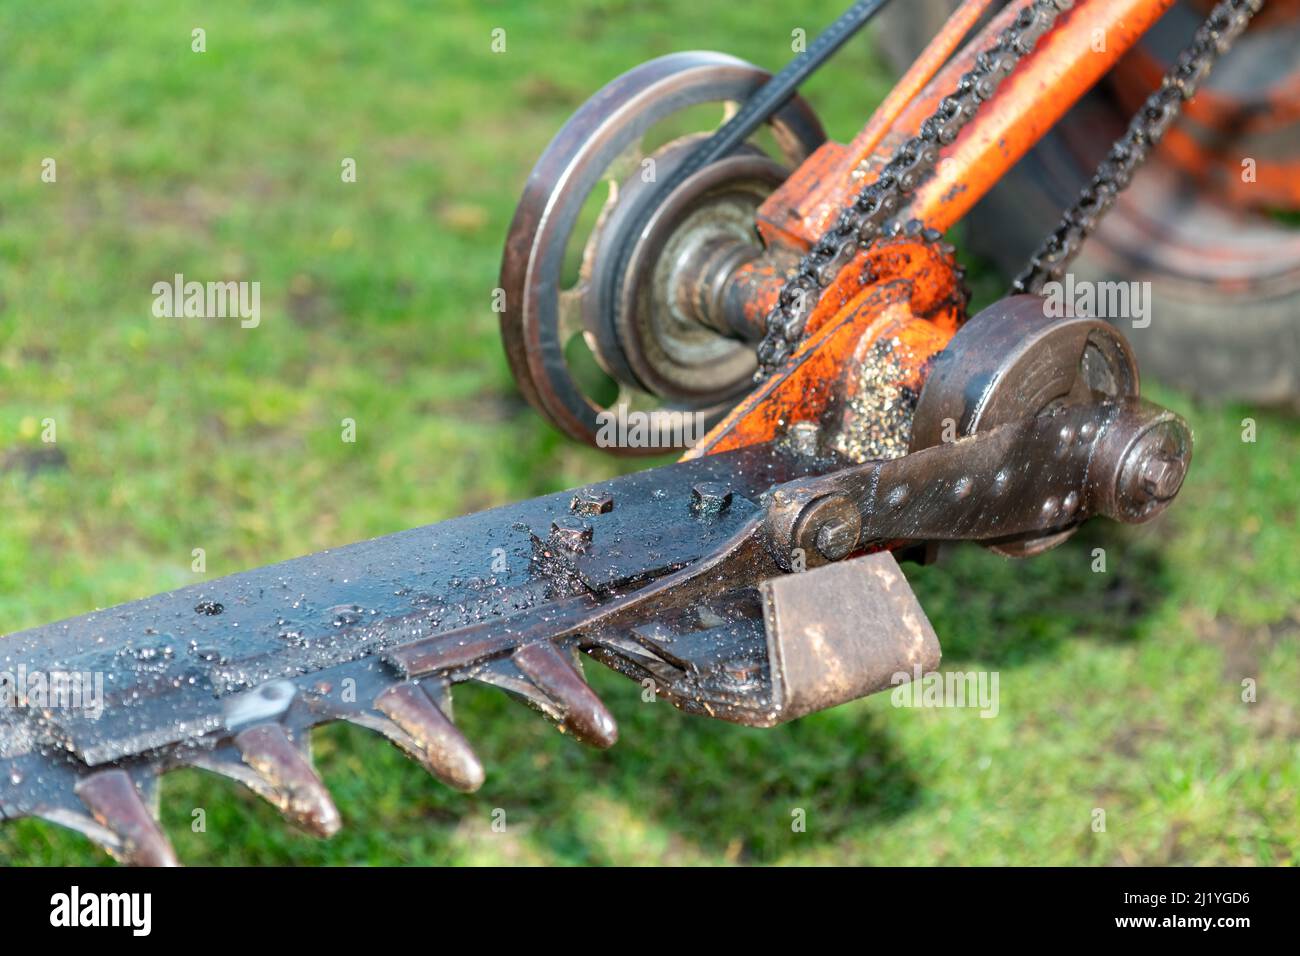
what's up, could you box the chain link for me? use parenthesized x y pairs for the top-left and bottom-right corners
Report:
(755, 0), (1075, 379)
(755, 0), (1264, 379)
(1012, 0), (1263, 294)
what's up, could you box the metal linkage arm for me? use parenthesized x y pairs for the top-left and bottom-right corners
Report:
(765, 397), (1192, 569)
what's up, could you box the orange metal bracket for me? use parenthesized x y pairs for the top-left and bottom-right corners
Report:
(687, 237), (964, 458)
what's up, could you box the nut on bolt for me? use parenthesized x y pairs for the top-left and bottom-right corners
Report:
(793, 494), (862, 565)
(1139, 456), (1185, 501)
(550, 516), (593, 551)
(571, 489), (614, 516)
(815, 516), (858, 561)
(1103, 408), (1193, 524)
(691, 481), (733, 515)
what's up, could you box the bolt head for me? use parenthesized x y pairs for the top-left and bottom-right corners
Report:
(550, 516), (593, 551)
(814, 516), (858, 561)
(792, 493), (862, 567)
(1111, 417), (1193, 523)
(691, 481), (733, 514)
(571, 490), (614, 516)
(1139, 456), (1185, 501)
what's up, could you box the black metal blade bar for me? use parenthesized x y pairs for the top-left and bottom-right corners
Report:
(0, 440), (833, 854)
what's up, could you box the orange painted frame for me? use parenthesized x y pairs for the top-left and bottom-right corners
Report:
(760, 0), (1180, 248)
(693, 0), (1182, 457)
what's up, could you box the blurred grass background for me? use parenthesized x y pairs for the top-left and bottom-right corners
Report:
(1, 0), (1296, 865)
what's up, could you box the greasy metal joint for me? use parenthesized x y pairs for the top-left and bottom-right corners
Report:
(768, 491), (862, 569)
(1091, 404), (1193, 524)
(1140, 456), (1186, 501)
(816, 515), (860, 562)
(675, 235), (766, 338)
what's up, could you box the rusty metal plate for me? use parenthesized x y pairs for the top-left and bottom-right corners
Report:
(761, 551), (940, 722)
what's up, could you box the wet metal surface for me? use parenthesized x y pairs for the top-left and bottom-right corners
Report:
(0, 441), (831, 861)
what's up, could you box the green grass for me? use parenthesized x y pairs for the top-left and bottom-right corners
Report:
(2, 0), (1297, 866)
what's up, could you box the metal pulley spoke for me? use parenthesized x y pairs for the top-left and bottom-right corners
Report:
(603, 137), (646, 194)
(557, 285), (587, 342)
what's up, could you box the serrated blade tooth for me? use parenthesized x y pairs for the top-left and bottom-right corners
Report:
(513, 641), (618, 748)
(75, 769), (180, 867)
(234, 724), (340, 838)
(373, 681), (484, 792)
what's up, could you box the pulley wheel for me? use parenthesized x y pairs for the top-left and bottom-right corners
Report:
(499, 51), (824, 453)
